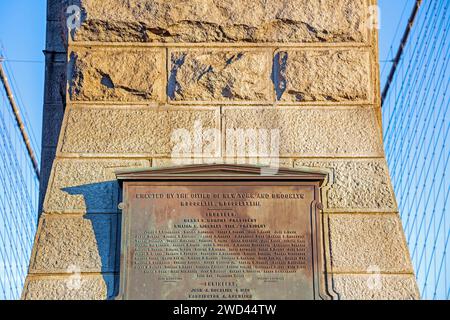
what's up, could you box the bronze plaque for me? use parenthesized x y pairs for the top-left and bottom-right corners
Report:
(117, 165), (333, 300)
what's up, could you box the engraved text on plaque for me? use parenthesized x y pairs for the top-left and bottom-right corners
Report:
(117, 165), (332, 300)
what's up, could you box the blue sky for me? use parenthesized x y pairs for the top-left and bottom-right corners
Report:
(0, 0), (416, 156)
(0, 0), (46, 156)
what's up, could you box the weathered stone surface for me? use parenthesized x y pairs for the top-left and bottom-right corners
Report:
(44, 159), (149, 214)
(58, 106), (220, 156)
(39, 147), (57, 212)
(46, 20), (68, 52)
(42, 104), (65, 148)
(169, 49), (271, 102)
(223, 107), (383, 157)
(153, 157), (293, 168)
(22, 274), (117, 300)
(295, 159), (397, 211)
(328, 215), (413, 272)
(276, 50), (371, 102)
(44, 58), (66, 105)
(333, 274), (420, 300)
(73, 0), (367, 43)
(69, 48), (165, 102)
(29, 215), (118, 273)
(48, 0), (75, 22)
(28, 0), (420, 302)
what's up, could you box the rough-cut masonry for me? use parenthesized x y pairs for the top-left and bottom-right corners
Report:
(73, 0), (368, 43)
(59, 106), (381, 157)
(69, 48), (166, 102)
(23, 275), (117, 300)
(276, 49), (371, 103)
(294, 159), (397, 211)
(333, 275), (420, 300)
(223, 107), (383, 157)
(328, 214), (413, 273)
(44, 159), (150, 214)
(25, 0), (419, 300)
(169, 49), (272, 103)
(152, 157), (295, 168)
(29, 215), (118, 273)
(58, 106), (220, 156)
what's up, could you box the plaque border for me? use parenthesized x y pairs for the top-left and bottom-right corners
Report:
(116, 164), (337, 300)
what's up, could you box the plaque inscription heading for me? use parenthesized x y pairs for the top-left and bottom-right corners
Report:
(116, 165), (334, 300)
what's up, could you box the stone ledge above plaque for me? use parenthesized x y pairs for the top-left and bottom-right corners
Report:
(116, 164), (336, 300)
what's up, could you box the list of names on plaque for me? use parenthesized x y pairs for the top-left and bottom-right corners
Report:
(123, 184), (316, 300)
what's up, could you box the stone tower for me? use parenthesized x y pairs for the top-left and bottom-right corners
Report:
(23, 0), (419, 299)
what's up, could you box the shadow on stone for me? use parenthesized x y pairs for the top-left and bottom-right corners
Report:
(63, 181), (121, 299)
(62, 181), (120, 214)
(167, 53), (186, 99)
(272, 51), (288, 101)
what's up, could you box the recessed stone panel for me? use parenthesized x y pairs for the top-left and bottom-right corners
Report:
(223, 106), (383, 157)
(169, 49), (272, 103)
(294, 159), (397, 211)
(73, 0), (367, 43)
(275, 50), (371, 103)
(44, 159), (150, 214)
(29, 215), (118, 274)
(69, 48), (165, 102)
